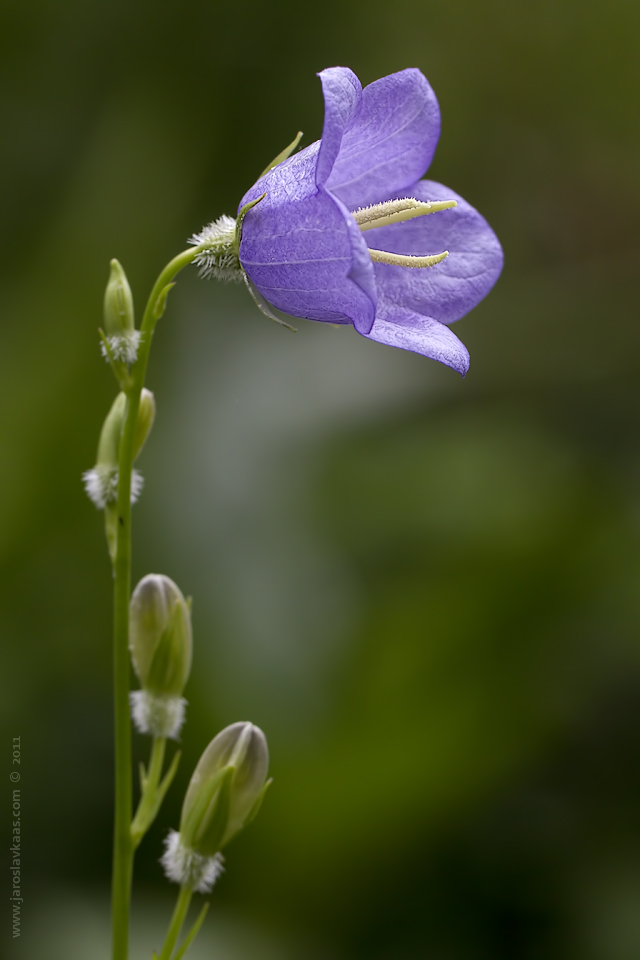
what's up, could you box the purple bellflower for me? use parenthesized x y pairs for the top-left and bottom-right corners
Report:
(192, 68), (503, 375)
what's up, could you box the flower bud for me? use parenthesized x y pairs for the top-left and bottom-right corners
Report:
(83, 392), (126, 509)
(102, 259), (141, 363)
(97, 391), (127, 470)
(161, 723), (271, 891)
(82, 389), (154, 509)
(129, 574), (192, 739)
(181, 722), (270, 854)
(104, 259), (134, 337)
(130, 574), (192, 693)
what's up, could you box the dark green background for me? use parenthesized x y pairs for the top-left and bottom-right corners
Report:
(3, 0), (640, 957)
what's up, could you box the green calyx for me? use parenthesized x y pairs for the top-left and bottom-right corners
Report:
(233, 194), (265, 257)
(181, 765), (234, 856)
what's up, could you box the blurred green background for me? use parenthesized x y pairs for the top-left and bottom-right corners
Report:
(2, 0), (640, 957)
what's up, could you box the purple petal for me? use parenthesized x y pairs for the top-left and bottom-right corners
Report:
(315, 67), (362, 187)
(368, 180), (504, 325)
(326, 69), (441, 211)
(238, 146), (376, 333)
(364, 297), (470, 375)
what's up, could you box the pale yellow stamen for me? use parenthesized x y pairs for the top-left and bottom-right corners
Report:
(352, 197), (457, 232)
(368, 249), (449, 268)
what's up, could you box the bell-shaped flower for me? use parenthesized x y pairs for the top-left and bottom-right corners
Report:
(235, 67), (503, 375)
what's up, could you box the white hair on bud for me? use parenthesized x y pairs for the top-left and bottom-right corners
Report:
(189, 215), (242, 282)
(82, 466), (117, 509)
(161, 830), (225, 893)
(101, 331), (142, 365)
(82, 467), (144, 509)
(130, 469), (144, 503)
(130, 690), (187, 740)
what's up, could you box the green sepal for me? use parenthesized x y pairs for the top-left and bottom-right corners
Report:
(234, 194), (266, 254)
(157, 749), (181, 804)
(194, 765), (234, 856)
(131, 749), (182, 848)
(181, 765), (233, 855)
(145, 601), (189, 696)
(172, 902), (210, 960)
(153, 282), (175, 321)
(259, 131), (303, 179)
(180, 765), (229, 844)
(242, 777), (272, 829)
(243, 273), (297, 332)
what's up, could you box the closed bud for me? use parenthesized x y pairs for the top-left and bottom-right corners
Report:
(129, 574), (192, 739)
(104, 259), (134, 336)
(102, 259), (141, 363)
(161, 723), (271, 892)
(182, 722), (269, 853)
(130, 574), (192, 693)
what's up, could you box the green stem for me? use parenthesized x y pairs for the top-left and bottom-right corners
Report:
(110, 247), (201, 960)
(158, 885), (193, 960)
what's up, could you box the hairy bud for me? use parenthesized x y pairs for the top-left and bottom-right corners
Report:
(82, 389), (154, 510)
(102, 259), (141, 363)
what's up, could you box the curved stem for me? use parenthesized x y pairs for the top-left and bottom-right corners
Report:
(110, 247), (201, 960)
(159, 885), (193, 960)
